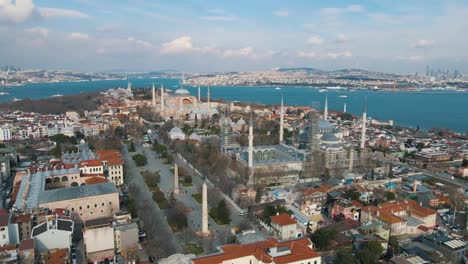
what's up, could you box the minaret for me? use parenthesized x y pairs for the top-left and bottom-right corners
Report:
(324, 94), (328, 120)
(360, 97), (367, 150)
(207, 85), (211, 110)
(152, 82), (156, 107)
(279, 95), (284, 143)
(343, 103), (347, 113)
(160, 84), (165, 111)
(198, 83), (201, 102)
(248, 112), (254, 169)
(202, 182), (209, 235)
(247, 112), (254, 186)
(174, 163), (179, 194)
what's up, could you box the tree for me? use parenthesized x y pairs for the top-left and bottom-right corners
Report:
(132, 154), (147, 166)
(210, 200), (231, 225)
(335, 247), (356, 264)
(74, 131), (85, 140)
(343, 188), (361, 201)
(310, 227), (338, 250)
(184, 175), (192, 184)
(357, 241), (384, 264)
(384, 191), (396, 201)
(255, 187), (263, 203)
(462, 159), (468, 167)
(129, 140), (136, 152)
(388, 236), (401, 255)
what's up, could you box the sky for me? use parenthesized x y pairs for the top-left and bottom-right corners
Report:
(1, 0), (468, 73)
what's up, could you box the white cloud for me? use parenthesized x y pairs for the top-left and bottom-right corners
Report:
(160, 36), (194, 54)
(321, 5), (364, 15)
(200, 15), (239, 21)
(272, 9), (289, 17)
(38, 7), (88, 18)
(297, 51), (317, 58)
(0, 0), (35, 23)
(127, 36), (153, 49)
(307, 35), (324, 45)
(24, 27), (48, 38)
(335, 34), (349, 43)
(69, 32), (89, 40)
(411, 39), (434, 49)
(222, 47), (254, 58)
(396, 55), (424, 61)
(326, 51), (352, 59)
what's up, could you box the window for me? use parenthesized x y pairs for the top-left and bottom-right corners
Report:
(109, 202), (112, 205)
(94, 204), (97, 208)
(102, 203), (104, 206)
(71, 208), (74, 211)
(87, 205), (90, 209)
(79, 206), (82, 210)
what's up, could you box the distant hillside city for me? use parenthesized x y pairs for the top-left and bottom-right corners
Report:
(1, 65), (467, 92)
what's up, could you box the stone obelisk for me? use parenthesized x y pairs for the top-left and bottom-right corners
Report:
(174, 163), (179, 194)
(202, 182), (209, 235)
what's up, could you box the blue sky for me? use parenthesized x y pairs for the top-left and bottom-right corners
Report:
(1, 0), (468, 73)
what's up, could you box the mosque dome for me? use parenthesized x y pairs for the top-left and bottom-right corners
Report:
(236, 118), (246, 126)
(174, 88), (191, 95)
(321, 132), (339, 144)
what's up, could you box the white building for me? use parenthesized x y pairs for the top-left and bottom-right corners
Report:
(169, 126), (186, 141)
(31, 217), (74, 252)
(0, 127), (12, 141)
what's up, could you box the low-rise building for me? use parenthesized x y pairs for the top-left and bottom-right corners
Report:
(32, 217), (73, 253)
(83, 217), (115, 263)
(421, 231), (468, 264)
(38, 182), (119, 222)
(192, 237), (321, 264)
(270, 213), (299, 240)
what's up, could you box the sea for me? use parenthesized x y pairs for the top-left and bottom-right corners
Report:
(0, 78), (467, 133)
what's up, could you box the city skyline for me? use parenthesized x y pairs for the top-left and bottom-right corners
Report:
(1, 0), (468, 73)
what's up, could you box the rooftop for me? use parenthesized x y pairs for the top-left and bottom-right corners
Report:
(38, 182), (118, 204)
(271, 213), (297, 227)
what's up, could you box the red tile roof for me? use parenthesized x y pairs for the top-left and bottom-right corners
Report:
(271, 213), (297, 227)
(193, 237), (320, 264)
(19, 239), (35, 251)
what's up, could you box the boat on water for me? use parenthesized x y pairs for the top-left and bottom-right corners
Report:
(11, 97), (20, 102)
(319, 89), (327, 93)
(326, 86), (342, 90)
(0, 92), (8, 96)
(51, 94), (64, 98)
(275, 87), (281, 90)
(338, 95), (348, 98)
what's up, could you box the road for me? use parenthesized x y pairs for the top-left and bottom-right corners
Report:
(141, 147), (240, 249)
(376, 156), (468, 188)
(122, 145), (182, 257)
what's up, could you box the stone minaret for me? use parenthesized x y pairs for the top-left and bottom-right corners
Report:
(247, 112), (254, 186)
(207, 85), (211, 110)
(248, 112), (254, 169)
(174, 162), (179, 194)
(360, 97), (367, 150)
(160, 84), (165, 111)
(202, 182), (208, 235)
(324, 94), (328, 120)
(152, 82), (156, 107)
(279, 95), (284, 143)
(344, 103), (347, 113)
(198, 83), (201, 101)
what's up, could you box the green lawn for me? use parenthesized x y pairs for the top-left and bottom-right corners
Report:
(182, 243), (204, 255)
(181, 181), (193, 187)
(191, 193), (202, 204)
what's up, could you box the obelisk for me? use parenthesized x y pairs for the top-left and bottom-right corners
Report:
(202, 182), (208, 235)
(174, 163), (179, 194)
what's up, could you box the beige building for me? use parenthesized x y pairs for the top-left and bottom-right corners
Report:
(270, 213), (300, 240)
(113, 212), (138, 261)
(84, 217), (115, 263)
(38, 182), (119, 222)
